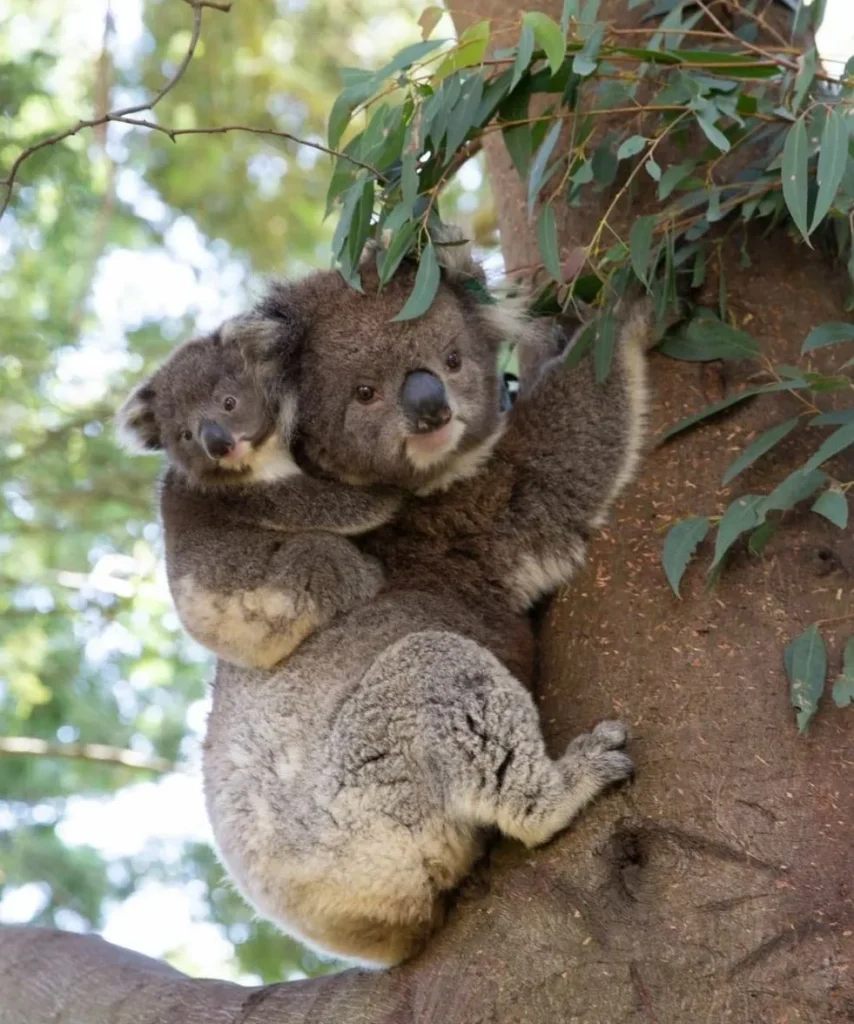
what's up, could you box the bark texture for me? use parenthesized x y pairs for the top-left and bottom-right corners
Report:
(3, 2), (853, 1021)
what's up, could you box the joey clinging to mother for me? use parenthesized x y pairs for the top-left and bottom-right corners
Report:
(116, 316), (401, 670)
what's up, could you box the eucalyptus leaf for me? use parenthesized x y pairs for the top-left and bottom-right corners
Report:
(662, 516), (711, 597)
(511, 22), (535, 92)
(711, 495), (766, 570)
(832, 637), (854, 708)
(629, 215), (656, 285)
(594, 310), (617, 383)
(781, 119), (811, 243)
(811, 488), (849, 529)
(378, 220), (417, 286)
(523, 12), (566, 78)
(721, 418), (799, 485)
(810, 106), (848, 233)
(392, 241), (440, 321)
(659, 315), (761, 362)
(801, 321), (854, 353)
(527, 120), (563, 215)
(617, 134), (647, 160)
(537, 205), (562, 282)
(573, 21), (604, 77)
(660, 379), (810, 443)
(802, 422), (854, 473)
(784, 623), (827, 734)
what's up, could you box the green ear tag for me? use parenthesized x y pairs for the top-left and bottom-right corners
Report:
(462, 279), (499, 305)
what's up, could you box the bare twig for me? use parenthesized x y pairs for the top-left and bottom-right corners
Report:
(0, 737), (175, 774)
(0, 0), (379, 222)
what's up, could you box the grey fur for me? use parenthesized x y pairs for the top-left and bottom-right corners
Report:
(116, 321), (401, 669)
(202, 248), (652, 967)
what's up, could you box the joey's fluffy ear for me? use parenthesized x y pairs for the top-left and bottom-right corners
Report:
(115, 381), (161, 453)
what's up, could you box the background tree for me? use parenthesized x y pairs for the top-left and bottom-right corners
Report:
(3, 0), (854, 1021)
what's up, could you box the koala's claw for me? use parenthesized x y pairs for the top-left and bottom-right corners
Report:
(563, 721), (634, 791)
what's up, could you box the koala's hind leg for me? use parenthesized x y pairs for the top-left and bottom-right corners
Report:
(405, 632), (633, 848)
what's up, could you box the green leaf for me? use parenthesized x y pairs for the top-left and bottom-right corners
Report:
(500, 89), (532, 179)
(378, 221), (417, 286)
(392, 241), (440, 321)
(660, 379), (810, 443)
(792, 46), (817, 114)
(617, 134), (647, 160)
(662, 517), (711, 597)
(810, 107), (848, 233)
(573, 21), (604, 77)
(645, 157), (662, 181)
(658, 160), (695, 200)
(445, 74), (484, 157)
(696, 114), (730, 152)
(523, 12), (566, 78)
(376, 39), (447, 81)
(781, 119), (811, 244)
(511, 22), (535, 92)
(561, 0), (578, 34)
(594, 310), (617, 383)
(811, 410), (854, 426)
(434, 20), (490, 80)
(784, 623), (827, 734)
(590, 139), (618, 188)
(331, 180), (365, 261)
(721, 418), (799, 485)
(537, 205), (561, 282)
(832, 637), (854, 708)
(748, 520), (777, 556)
(629, 215), (656, 285)
(761, 468), (827, 514)
(346, 178), (375, 270)
(811, 488), (849, 529)
(527, 120), (562, 216)
(659, 315), (761, 362)
(803, 422), (854, 473)
(801, 321), (854, 353)
(711, 495), (766, 570)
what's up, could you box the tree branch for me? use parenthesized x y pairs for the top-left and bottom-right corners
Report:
(0, 737), (175, 774)
(0, 0), (380, 223)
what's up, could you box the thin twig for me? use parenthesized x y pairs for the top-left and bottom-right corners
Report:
(0, 737), (175, 774)
(0, 0), (380, 221)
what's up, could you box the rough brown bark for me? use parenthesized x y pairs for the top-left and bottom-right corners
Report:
(4, 3), (853, 1022)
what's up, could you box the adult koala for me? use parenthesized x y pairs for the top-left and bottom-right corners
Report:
(203, 235), (651, 968)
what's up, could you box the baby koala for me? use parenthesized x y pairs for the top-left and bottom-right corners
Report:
(116, 315), (401, 669)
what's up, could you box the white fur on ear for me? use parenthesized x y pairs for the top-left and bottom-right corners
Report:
(115, 381), (162, 454)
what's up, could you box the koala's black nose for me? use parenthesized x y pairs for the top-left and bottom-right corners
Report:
(400, 370), (452, 434)
(200, 421), (234, 459)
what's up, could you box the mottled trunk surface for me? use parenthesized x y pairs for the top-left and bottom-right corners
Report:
(3, 1), (853, 1021)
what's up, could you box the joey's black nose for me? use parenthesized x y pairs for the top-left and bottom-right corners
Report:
(400, 370), (452, 434)
(200, 421), (234, 459)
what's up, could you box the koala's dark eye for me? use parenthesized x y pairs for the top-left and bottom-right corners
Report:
(223, 396), (237, 412)
(445, 350), (461, 371)
(181, 429), (193, 442)
(355, 385), (376, 404)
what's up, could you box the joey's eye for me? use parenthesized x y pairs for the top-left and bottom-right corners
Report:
(223, 396), (237, 412)
(446, 350), (461, 371)
(181, 429), (193, 442)
(355, 385), (376, 404)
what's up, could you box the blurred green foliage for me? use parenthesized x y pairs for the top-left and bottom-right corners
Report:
(0, 0), (488, 983)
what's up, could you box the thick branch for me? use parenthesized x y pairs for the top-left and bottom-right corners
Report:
(0, 737), (174, 774)
(0, 926), (394, 1024)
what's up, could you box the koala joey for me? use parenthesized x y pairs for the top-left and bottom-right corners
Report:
(203, 239), (653, 970)
(116, 317), (401, 669)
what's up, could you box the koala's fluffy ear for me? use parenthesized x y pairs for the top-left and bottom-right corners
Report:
(116, 381), (161, 453)
(430, 222), (486, 285)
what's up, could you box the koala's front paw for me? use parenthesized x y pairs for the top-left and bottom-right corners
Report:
(562, 720), (633, 790)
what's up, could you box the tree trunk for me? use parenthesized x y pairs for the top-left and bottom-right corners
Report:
(4, 3), (853, 1021)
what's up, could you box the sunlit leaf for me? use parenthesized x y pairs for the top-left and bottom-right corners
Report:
(523, 12), (566, 78)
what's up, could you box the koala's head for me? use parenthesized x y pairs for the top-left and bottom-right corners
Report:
(252, 239), (520, 493)
(116, 317), (297, 487)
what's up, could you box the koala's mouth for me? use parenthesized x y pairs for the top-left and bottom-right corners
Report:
(405, 418), (466, 470)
